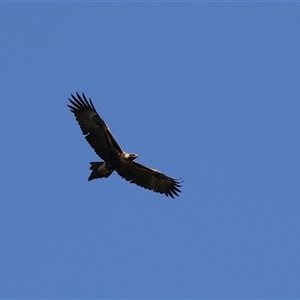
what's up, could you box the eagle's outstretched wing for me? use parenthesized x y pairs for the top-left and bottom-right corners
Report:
(67, 93), (122, 161)
(116, 161), (182, 198)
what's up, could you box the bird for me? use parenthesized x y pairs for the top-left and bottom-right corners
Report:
(67, 92), (182, 198)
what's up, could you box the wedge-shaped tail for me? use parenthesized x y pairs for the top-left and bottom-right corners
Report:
(88, 162), (113, 181)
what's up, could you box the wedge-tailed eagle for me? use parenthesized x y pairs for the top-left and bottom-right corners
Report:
(67, 93), (182, 198)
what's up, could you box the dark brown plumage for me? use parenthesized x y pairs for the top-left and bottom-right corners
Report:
(67, 92), (182, 198)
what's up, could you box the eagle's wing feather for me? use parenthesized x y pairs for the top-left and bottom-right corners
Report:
(67, 93), (122, 161)
(116, 161), (182, 198)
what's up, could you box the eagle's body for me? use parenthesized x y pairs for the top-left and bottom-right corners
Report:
(67, 93), (182, 198)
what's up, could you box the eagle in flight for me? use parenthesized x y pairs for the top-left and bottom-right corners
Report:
(67, 93), (182, 198)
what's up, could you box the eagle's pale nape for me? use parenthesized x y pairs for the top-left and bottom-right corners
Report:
(67, 92), (182, 198)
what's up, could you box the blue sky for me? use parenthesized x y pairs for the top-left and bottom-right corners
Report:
(1, 3), (300, 299)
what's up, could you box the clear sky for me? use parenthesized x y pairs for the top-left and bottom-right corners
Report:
(1, 3), (300, 299)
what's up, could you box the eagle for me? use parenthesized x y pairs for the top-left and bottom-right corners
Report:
(67, 92), (182, 198)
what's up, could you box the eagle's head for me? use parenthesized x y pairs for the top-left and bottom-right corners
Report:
(129, 153), (138, 161)
(124, 152), (138, 161)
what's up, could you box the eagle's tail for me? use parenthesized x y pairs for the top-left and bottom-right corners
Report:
(88, 162), (113, 181)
